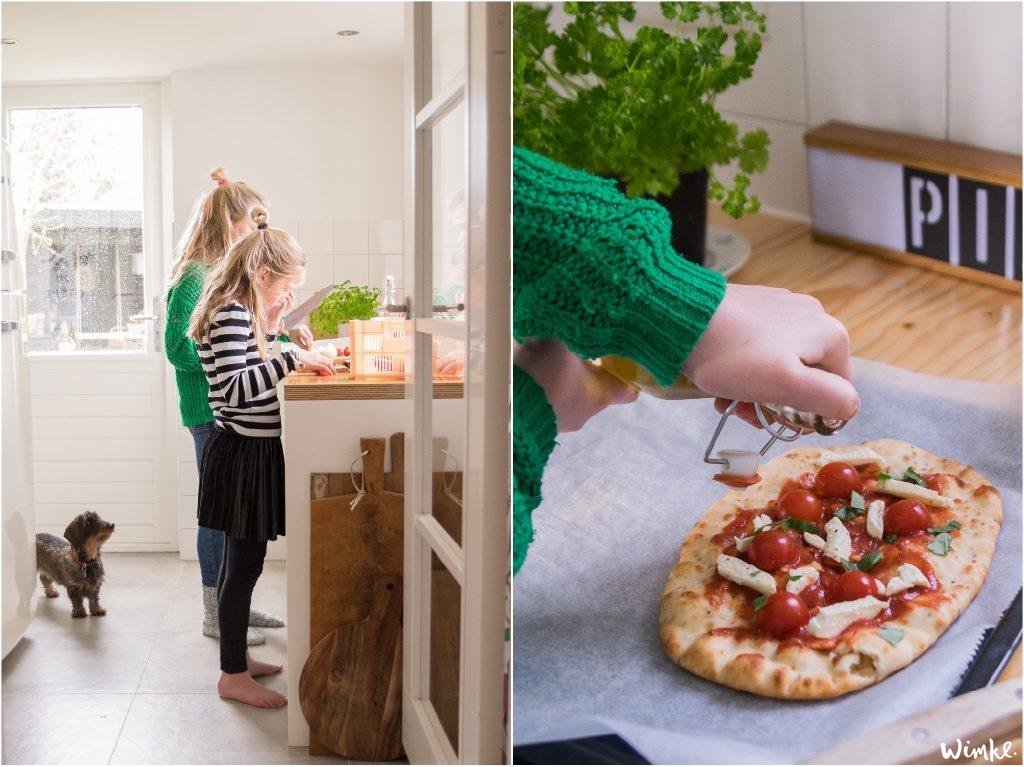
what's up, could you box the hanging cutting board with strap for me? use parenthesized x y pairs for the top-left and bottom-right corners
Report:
(299, 574), (403, 762)
(305, 435), (404, 757)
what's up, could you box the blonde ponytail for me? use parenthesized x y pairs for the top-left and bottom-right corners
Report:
(165, 167), (267, 294)
(187, 211), (306, 359)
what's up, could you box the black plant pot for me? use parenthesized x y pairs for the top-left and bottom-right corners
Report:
(651, 168), (709, 266)
(616, 169), (709, 266)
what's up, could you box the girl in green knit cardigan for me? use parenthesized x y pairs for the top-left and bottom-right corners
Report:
(513, 148), (859, 574)
(165, 167), (314, 642)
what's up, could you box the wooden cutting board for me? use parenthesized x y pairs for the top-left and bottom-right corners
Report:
(299, 574), (403, 762)
(305, 432), (463, 757)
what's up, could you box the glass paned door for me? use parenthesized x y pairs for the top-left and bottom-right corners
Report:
(402, 3), (509, 764)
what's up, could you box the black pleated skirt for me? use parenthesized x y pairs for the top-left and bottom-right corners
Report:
(196, 426), (285, 541)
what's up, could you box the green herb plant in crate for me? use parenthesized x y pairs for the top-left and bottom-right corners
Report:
(514, 1), (770, 265)
(307, 281), (381, 340)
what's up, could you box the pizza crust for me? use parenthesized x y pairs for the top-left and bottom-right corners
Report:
(659, 439), (1002, 699)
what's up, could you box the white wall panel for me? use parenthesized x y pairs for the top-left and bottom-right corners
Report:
(33, 460), (154, 484)
(297, 220), (333, 255)
(717, 2), (807, 125)
(30, 394), (152, 417)
(30, 416), (152, 440)
(33, 438), (153, 462)
(805, 3), (948, 140)
(34, 482), (154, 505)
(948, 2), (1023, 154)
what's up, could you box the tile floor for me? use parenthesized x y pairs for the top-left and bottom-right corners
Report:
(1, 553), (353, 765)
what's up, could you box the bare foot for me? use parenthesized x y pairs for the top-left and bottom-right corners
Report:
(246, 652), (283, 677)
(217, 671), (287, 708)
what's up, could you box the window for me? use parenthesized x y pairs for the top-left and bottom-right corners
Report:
(8, 106), (147, 353)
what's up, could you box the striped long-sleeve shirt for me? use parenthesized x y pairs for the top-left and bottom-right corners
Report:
(198, 302), (298, 437)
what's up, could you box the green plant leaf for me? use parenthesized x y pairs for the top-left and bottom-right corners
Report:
(752, 594), (769, 610)
(307, 281), (381, 339)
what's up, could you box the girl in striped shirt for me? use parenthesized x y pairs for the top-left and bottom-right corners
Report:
(188, 206), (334, 708)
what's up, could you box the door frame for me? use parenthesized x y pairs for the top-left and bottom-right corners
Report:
(401, 3), (510, 763)
(2, 80), (177, 552)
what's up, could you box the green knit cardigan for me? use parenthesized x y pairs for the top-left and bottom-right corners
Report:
(512, 147), (727, 574)
(165, 262), (214, 428)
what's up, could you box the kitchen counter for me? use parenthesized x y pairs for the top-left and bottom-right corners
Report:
(283, 371), (462, 400)
(712, 206), (1021, 751)
(282, 371), (465, 747)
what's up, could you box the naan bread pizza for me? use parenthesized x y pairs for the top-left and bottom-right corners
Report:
(659, 439), (1002, 699)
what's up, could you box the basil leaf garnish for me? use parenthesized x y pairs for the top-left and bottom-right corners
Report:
(753, 595), (769, 610)
(903, 468), (927, 487)
(927, 532), (953, 556)
(928, 520), (962, 535)
(780, 517), (819, 534)
(877, 626), (904, 645)
(857, 551), (883, 571)
(840, 558), (858, 571)
(884, 534), (898, 544)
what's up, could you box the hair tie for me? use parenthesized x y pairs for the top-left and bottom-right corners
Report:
(216, 177), (229, 186)
(257, 222), (268, 229)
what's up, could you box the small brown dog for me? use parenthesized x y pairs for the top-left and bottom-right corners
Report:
(36, 511), (115, 618)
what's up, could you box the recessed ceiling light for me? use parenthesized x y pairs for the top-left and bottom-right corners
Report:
(1, 39), (18, 46)
(336, 30), (359, 37)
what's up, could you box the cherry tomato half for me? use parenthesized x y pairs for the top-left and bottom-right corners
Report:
(814, 462), (864, 498)
(778, 490), (824, 524)
(748, 529), (800, 572)
(833, 570), (879, 602)
(885, 500), (931, 535)
(757, 592), (810, 638)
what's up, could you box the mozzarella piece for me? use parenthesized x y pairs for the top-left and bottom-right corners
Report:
(716, 554), (777, 596)
(884, 563), (930, 596)
(736, 514), (774, 553)
(803, 531), (826, 550)
(808, 596), (889, 638)
(823, 516), (852, 563)
(751, 513), (772, 530)
(735, 535), (752, 553)
(866, 499), (886, 540)
(875, 578), (886, 593)
(819, 447), (888, 469)
(876, 477), (951, 508)
(786, 565), (820, 594)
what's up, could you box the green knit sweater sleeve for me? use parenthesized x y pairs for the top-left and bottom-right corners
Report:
(165, 264), (206, 373)
(512, 147), (728, 575)
(513, 146), (726, 386)
(513, 365), (557, 575)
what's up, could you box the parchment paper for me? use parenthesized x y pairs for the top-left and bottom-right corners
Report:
(513, 358), (1021, 764)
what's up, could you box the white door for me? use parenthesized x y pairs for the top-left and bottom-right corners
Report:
(2, 136), (37, 657)
(3, 83), (177, 552)
(402, 2), (510, 764)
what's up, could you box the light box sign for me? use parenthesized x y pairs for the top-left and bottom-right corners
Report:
(806, 122), (1022, 291)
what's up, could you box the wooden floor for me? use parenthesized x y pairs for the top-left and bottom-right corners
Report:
(712, 207), (1022, 384)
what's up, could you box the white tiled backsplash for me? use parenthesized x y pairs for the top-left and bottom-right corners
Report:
(291, 218), (404, 310)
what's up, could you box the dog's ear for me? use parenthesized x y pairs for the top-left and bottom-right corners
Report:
(63, 516), (85, 549)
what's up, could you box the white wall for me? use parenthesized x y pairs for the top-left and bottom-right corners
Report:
(170, 66), (405, 560)
(710, 1), (1022, 221)
(580, 2), (1021, 221)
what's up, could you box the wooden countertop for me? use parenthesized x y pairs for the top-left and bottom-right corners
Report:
(714, 207), (1021, 383)
(282, 372), (463, 401)
(713, 207), (1022, 716)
